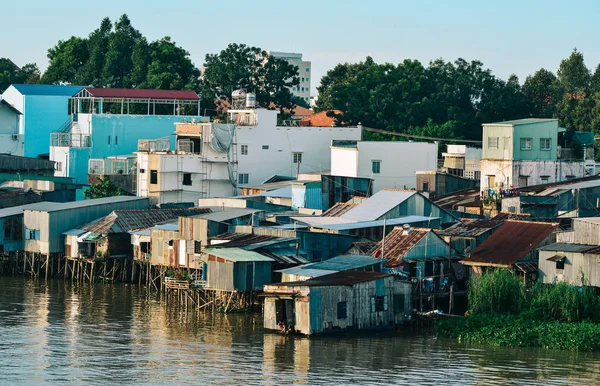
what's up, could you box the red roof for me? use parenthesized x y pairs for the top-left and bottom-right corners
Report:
(367, 227), (432, 267)
(299, 110), (343, 127)
(84, 88), (200, 101)
(462, 220), (558, 267)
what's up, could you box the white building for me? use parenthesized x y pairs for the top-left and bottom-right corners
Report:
(136, 108), (362, 205)
(330, 140), (438, 192)
(268, 51), (311, 103)
(442, 144), (482, 180)
(480, 118), (593, 192)
(0, 98), (22, 155)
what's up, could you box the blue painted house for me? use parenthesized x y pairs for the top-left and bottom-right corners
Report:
(49, 87), (206, 184)
(1, 84), (85, 158)
(0, 98), (22, 155)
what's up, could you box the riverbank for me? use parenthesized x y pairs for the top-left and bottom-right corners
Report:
(435, 269), (600, 352)
(436, 314), (600, 351)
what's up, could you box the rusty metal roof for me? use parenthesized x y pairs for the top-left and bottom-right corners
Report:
(367, 228), (438, 267)
(274, 271), (392, 287)
(81, 208), (211, 234)
(433, 188), (481, 210)
(322, 201), (360, 217)
(348, 241), (379, 254)
(539, 243), (600, 254)
(84, 88), (200, 101)
(435, 212), (528, 238)
(463, 220), (558, 266)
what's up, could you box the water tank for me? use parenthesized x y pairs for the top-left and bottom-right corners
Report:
(246, 93), (256, 109)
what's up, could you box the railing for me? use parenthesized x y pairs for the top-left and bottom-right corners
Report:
(177, 139), (194, 153)
(50, 132), (91, 148)
(558, 147), (594, 161)
(138, 137), (171, 152)
(89, 158), (136, 175)
(164, 277), (190, 290)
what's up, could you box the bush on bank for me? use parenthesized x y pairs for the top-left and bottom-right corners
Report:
(436, 269), (600, 351)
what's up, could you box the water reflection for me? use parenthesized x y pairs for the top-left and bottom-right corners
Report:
(0, 277), (599, 385)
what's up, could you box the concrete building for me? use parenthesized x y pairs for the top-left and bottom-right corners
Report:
(137, 108), (362, 205)
(50, 88), (205, 185)
(1, 84), (85, 158)
(268, 51), (311, 103)
(442, 145), (481, 179)
(23, 196), (149, 254)
(416, 171), (480, 199)
(263, 271), (411, 335)
(330, 140), (438, 192)
(0, 98), (22, 155)
(480, 119), (593, 192)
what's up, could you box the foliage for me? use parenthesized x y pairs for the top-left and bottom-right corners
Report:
(438, 269), (600, 351)
(41, 14), (199, 91)
(84, 177), (122, 199)
(436, 314), (600, 352)
(201, 43), (299, 113)
(467, 269), (526, 315)
(0, 58), (40, 93)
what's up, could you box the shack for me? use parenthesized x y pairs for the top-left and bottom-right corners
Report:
(263, 271), (412, 335)
(538, 243), (600, 287)
(461, 220), (558, 282)
(201, 247), (274, 291)
(150, 223), (181, 268)
(23, 196), (149, 254)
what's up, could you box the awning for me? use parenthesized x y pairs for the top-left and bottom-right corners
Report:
(546, 255), (566, 262)
(77, 232), (104, 242)
(515, 261), (538, 273)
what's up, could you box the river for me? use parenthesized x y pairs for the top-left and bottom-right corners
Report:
(1, 277), (599, 385)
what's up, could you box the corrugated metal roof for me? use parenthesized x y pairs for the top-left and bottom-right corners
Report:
(484, 118), (557, 126)
(367, 228), (431, 266)
(204, 247), (273, 262)
(209, 233), (281, 248)
(538, 243), (600, 254)
(193, 208), (261, 222)
(341, 190), (416, 221)
(308, 254), (383, 271)
(274, 271), (392, 287)
(11, 84), (85, 96)
(0, 202), (56, 219)
(277, 267), (338, 278)
(553, 180), (600, 191)
(24, 196), (148, 213)
(153, 222), (179, 231)
(321, 201), (360, 217)
(290, 216), (354, 227)
(81, 208), (210, 234)
(436, 216), (508, 238)
(313, 216), (439, 231)
(84, 88), (200, 101)
(463, 220), (558, 266)
(62, 229), (86, 236)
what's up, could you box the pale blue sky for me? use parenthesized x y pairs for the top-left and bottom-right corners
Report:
(3, 0), (600, 94)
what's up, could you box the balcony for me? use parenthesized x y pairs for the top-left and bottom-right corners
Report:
(138, 137), (171, 152)
(558, 147), (594, 161)
(50, 132), (91, 148)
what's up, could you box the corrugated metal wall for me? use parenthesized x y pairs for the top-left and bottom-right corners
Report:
(539, 250), (600, 287)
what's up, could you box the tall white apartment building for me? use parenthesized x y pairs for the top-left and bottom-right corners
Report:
(268, 51), (311, 103)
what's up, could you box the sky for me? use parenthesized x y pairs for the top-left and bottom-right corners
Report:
(3, 0), (600, 95)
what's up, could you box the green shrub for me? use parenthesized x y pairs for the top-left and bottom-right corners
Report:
(468, 269), (525, 315)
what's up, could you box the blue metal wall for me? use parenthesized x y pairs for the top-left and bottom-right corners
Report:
(24, 95), (73, 158)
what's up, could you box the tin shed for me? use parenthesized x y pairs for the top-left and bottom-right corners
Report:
(201, 248), (274, 291)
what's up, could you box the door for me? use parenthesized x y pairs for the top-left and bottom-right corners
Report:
(178, 240), (186, 267)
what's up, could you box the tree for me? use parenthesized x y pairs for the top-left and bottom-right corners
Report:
(522, 69), (560, 118)
(557, 48), (590, 95)
(144, 37), (200, 91)
(84, 177), (122, 199)
(42, 36), (89, 84)
(0, 59), (40, 93)
(102, 14), (142, 88)
(201, 43), (299, 112)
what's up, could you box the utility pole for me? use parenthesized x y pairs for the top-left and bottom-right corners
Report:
(381, 218), (387, 260)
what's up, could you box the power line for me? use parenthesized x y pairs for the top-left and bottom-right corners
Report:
(362, 127), (483, 144)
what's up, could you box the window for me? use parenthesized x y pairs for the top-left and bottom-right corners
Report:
(488, 137), (499, 149)
(306, 67), (309, 72)
(183, 173), (192, 186)
(487, 175), (496, 188)
(115, 136), (118, 145)
(301, 77), (304, 82)
(337, 301), (347, 319)
(55, 162), (62, 172)
(292, 87), (296, 91)
(293, 152), (302, 164)
(150, 170), (158, 185)
(371, 295), (388, 312)
(238, 173), (249, 184)
(520, 137), (532, 150)
(422, 182), (429, 193)
(508, 206), (517, 213)
(474, 171), (481, 181)
(372, 160), (381, 174)
(241, 144), (248, 155)
(393, 294), (405, 314)
(556, 257), (565, 270)
(25, 229), (40, 240)
(194, 240), (202, 254)
(306, 78), (309, 82)
(108, 136), (111, 145)
(301, 87), (304, 92)
(518, 176), (528, 187)
(540, 138), (551, 151)
(262, 145), (269, 150)
(541, 176), (550, 183)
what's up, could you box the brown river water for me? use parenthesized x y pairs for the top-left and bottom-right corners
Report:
(1, 277), (599, 385)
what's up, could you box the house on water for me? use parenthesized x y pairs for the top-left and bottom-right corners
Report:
(262, 271), (412, 335)
(461, 220), (558, 282)
(278, 254), (385, 282)
(201, 247), (274, 291)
